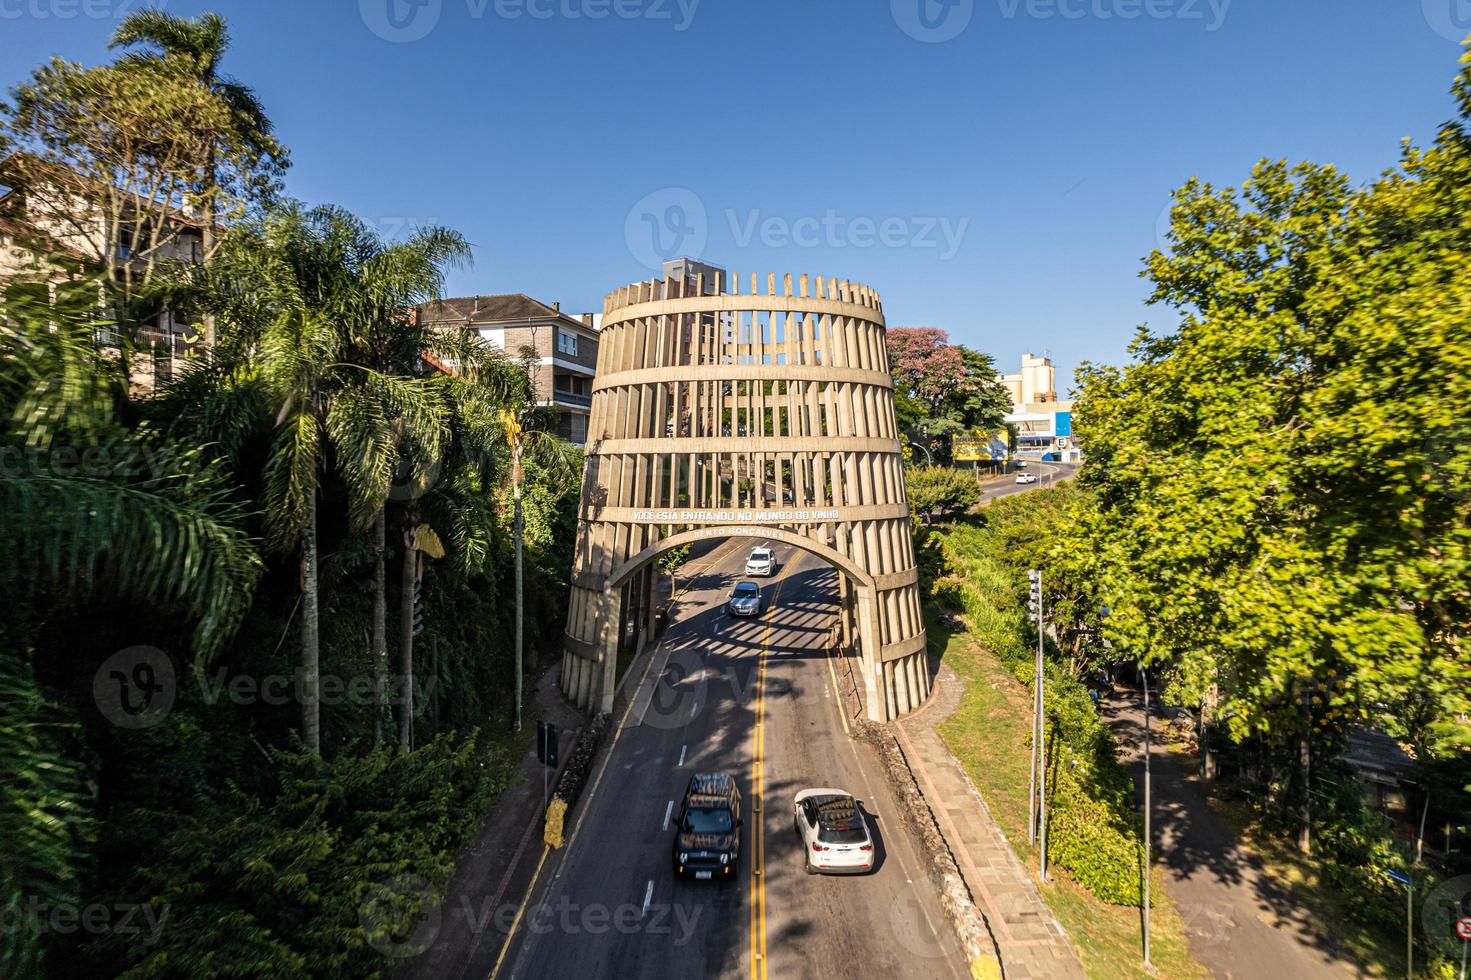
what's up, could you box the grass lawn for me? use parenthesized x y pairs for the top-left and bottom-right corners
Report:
(933, 622), (1207, 980)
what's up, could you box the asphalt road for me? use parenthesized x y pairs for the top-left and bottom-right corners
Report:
(978, 460), (1076, 504)
(495, 543), (967, 980)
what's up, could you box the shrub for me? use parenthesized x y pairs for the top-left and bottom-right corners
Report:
(929, 499), (1146, 907)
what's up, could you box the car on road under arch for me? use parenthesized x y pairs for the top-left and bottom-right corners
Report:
(745, 547), (777, 576)
(727, 581), (761, 617)
(793, 788), (874, 875)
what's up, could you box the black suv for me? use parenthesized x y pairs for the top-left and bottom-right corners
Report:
(671, 773), (741, 881)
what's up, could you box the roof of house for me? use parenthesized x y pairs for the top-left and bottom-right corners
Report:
(418, 293), (597, 333)
(1344, 728), (1415, 785)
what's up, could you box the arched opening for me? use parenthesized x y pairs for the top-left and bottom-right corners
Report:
(592, 526), (884, 721)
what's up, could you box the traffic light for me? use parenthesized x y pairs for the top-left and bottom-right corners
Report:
(1027, 569), (1042, 619)
(412, 580), (425, 637)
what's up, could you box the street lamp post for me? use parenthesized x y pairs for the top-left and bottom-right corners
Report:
(1142, 666), (1153, 970)
(1027, 569), (1047, 884)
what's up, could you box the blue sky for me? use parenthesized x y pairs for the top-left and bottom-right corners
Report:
(2, 0), (1467, 392)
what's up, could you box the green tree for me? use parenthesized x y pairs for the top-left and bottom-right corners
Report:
(1075, 49), (1471, 853)
(904, 466), (981, 526)
(110, 9), (289, 349)
(194, 205), (446, 754)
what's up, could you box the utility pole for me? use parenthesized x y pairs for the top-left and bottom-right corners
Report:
(1143, 667), (1153, 970)
(1027, 569), (1045, 872)
(502, 411), (526, 734)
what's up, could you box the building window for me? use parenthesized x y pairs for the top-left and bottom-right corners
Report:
(557, 330), (577, 356)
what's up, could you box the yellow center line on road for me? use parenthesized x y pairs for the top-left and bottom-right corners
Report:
(750, 546), (795, 980)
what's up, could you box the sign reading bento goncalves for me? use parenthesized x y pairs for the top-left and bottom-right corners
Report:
(631, 509), (841, 524)
(559, 269), (928, 725)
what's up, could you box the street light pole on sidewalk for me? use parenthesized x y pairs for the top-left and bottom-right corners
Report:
(1027, 570), (1043, 847)
(1143, 666), (1153, 970)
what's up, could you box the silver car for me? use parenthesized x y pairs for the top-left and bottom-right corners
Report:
(727, 582), (761, 617)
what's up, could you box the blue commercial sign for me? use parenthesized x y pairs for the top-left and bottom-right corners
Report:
(1055, 412), (1072, 438)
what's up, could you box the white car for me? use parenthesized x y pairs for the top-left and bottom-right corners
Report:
(745, 548), (776, 577)
(792, 789), (874, 875)
(1015, 472), (1038, 485)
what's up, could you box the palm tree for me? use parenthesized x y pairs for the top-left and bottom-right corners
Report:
(195, 205), (446, 753)
(496, 404), (576, 733)
(110, 10), (287, 350)
(335, 221), (469, 744)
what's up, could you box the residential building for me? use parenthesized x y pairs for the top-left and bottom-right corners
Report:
(416, 293), (600, 445)
(0, 152), (206, 391)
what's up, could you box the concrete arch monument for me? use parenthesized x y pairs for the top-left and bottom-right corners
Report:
(560, 269), (928, 723)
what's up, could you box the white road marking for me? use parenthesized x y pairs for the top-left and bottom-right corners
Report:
(642, 879), (654, 917)
(678, 744), (687, 766)
(689, 700), (698, 719)
(662, 800), (673, 830)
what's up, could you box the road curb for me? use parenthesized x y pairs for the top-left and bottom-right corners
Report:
(855, 718), (1005, 980)
(543, 711), (612, 848)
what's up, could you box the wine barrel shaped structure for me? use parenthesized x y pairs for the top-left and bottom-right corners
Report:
(560, 270), (928, 723)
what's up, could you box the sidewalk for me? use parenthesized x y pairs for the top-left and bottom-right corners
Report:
(1101, 692), (1368, 979)
(897, 661), (1087, 980)
(404, 662), (586, 979)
